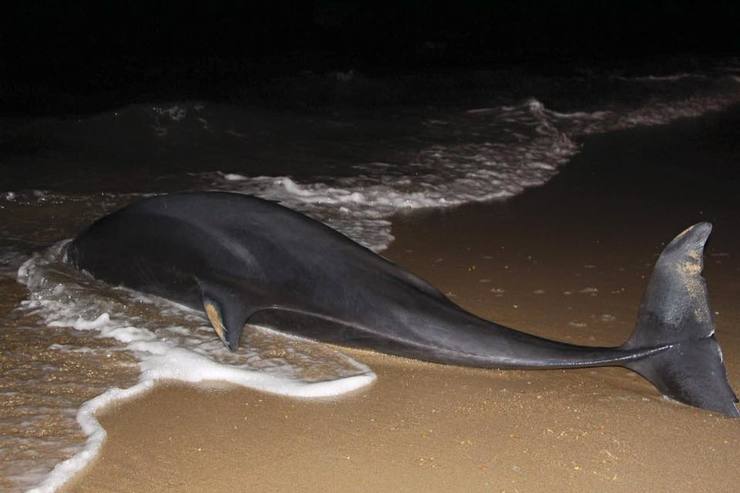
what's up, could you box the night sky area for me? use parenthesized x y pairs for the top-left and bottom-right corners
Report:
(3, 1), (740, 115)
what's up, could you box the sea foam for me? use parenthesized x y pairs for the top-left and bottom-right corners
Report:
(4, 60), (740, 492)
(16, 243), (374, 493)
(200, 73), (740, 252)
(203, 98), (577, 251)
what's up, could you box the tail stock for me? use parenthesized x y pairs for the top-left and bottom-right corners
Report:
(622, 222), (738, 417)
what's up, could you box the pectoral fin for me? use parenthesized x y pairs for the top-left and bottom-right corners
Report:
(204, 301), (229, 345)
(198, 279), (260, 351)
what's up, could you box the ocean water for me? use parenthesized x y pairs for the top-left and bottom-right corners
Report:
(1, 58), (740, 491)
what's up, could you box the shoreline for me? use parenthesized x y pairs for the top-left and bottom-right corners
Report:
(61, 106), (740, 491)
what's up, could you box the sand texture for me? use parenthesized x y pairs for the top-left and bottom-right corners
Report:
(66, 109), (740, 492)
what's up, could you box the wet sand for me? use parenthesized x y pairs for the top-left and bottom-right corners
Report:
(66, 108), (740, 492)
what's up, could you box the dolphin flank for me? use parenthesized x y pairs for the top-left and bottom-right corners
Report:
(66, 192), (738, 416)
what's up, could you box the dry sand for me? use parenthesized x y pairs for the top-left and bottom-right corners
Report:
(66, 110), (740, 492)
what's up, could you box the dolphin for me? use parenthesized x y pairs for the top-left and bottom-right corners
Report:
(66, 192), (738, 416)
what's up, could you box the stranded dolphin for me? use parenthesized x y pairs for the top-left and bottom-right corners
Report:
(66, 192), (738, 416)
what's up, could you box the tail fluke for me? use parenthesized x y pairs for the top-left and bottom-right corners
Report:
(622, 223), (738, 417)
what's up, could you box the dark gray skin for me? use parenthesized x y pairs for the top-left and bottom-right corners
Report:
(67, 192), (738, 416)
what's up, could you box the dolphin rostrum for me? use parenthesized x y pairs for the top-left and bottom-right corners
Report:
(67, 192), (738, 416)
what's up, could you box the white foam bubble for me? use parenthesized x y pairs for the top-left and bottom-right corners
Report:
(554, 76), (740, 136)
(204, 99), (577, 251)
(16, 243), (375, 492)
(200, 70), (740, 253)
(27, 383), (152, 493)
(150, 103), (209, 137)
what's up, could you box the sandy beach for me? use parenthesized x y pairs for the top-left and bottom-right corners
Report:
(62, 107), (740, 492)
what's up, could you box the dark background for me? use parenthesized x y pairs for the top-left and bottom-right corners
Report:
(2, 1), (740, 114)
